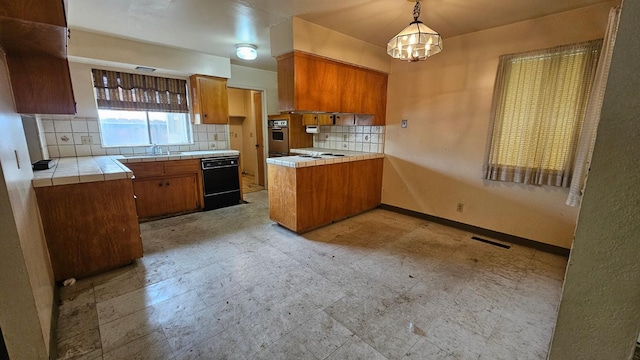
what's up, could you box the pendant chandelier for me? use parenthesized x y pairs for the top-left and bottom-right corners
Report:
(387, 0), (443, 62)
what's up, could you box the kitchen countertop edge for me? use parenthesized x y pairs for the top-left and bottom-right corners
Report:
(266, 148), (384, 168)
(32, 150), (240, 188)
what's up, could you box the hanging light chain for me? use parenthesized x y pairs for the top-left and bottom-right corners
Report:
(413, 1), (421, 22)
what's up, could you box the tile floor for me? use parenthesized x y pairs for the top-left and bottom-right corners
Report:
(241, 173), (264, 194)
(55, 190), (567, 360)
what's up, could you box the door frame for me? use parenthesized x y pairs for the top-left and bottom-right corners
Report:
(253, 91), (265, 186)
(225, 85), (269, 187)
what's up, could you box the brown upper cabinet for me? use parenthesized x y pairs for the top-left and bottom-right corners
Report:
(0, 0), (76, 114)
(277, 51), (388, 125)
(189, 74), (229, 124)
(302, 113), (334, 126)
(228, 88), (247, 117)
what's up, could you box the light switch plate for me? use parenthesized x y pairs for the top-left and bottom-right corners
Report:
(401, 119), (408, 128)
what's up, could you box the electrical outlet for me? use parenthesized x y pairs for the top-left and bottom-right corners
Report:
(343, 134), (348, 141)
(214, 133), (219, 141)
(81, 136), (92, 145)
(401, 119), (408, 128)
(456, 203), (464, 213)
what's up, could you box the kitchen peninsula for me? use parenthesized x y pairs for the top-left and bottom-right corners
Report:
(267, 148), (383, 233)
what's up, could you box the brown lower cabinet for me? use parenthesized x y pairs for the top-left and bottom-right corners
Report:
(35, 178), (142, 281)
(268, 158), (383, 233)
(126, 159), (203, 220)
(133, 174), (199, 219)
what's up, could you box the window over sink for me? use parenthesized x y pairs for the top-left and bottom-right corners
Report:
(98, 110), (190, 147)
(92, 69), (192, 147)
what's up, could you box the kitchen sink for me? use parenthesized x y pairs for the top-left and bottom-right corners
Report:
(121, 152), (183, 158)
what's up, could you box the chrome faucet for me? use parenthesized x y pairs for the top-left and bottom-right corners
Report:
(150, 144), (162, 155)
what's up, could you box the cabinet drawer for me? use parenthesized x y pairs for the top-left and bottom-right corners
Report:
(127, 162), (164, 178)
(164, 159), (200, 175)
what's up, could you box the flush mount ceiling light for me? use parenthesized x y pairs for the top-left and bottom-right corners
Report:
(387, 0), (443, 62)
(236, 44), (258, 60)
(135, 66), (156, 72)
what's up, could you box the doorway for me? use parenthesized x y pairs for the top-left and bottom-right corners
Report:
(228, 87), (265, 195)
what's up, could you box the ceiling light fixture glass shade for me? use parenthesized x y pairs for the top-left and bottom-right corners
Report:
(236, 44), (257, 60)
(387, 1), (442, 62)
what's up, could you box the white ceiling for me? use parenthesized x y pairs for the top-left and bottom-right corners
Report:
(67, 0), (611, 71)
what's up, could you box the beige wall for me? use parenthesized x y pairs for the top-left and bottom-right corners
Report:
(270, 17), (391, 73)
(549, 0), (640, 357)
(228, 64), (278, 117)
(0, 57), (55, 358)
(69, 29), (231, 78)
(382, 2), (616, 248)
(68, 30), (278, 121)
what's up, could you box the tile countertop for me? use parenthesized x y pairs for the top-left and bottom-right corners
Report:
(32, 150), (240, 188)
(266, 148), (384, 168)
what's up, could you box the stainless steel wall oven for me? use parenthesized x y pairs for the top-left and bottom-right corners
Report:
(267, 119), (289, 157)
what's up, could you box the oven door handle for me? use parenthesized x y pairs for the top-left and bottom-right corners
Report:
(271, 127), (282, 130)
(204, 164), (238, 170)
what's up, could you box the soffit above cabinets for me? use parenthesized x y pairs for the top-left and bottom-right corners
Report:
(66, 0), (614, 72)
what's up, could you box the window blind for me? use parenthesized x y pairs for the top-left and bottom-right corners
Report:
(484, 40), (601, 187)
(91, 69), (188, 113)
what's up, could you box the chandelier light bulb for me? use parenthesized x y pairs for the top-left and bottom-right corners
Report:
(387, 0), (443, 62)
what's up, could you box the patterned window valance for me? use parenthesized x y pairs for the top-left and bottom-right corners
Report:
(91, 69), (188, 113)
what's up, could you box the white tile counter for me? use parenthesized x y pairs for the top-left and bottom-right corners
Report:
(32, 150), (240, 187)
(266, 148), (384, 168)
(116, 150), (239, 164)
(32, 156), (132, 187)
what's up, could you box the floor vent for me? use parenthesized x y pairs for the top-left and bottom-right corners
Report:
(471, 236), (511, 249)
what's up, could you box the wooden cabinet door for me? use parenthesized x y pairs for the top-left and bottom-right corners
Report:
(133, 178), (167, 218)
(199, 76), (229, 124)
(294, 53), (340, 112)
(277, 53), (296, 112)
(134, 174), (199, 218)
(334, 113), (355, 126)
(228, 87), (246, 117)
(302, 113), (317, 126)
(347, 159), (383, 214)
(364, 71), (388, 125)
(302, 113), (335, 126)
(340, 65), (367, 114)
(35, 179), (142, 281)
(296, 163), (350, 231)
(317, 113), (334, 126)
(162, 174), (199, 215)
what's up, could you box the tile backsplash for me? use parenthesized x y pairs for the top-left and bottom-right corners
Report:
(313, 125), (385, 153)
(38, 116), (229, 158)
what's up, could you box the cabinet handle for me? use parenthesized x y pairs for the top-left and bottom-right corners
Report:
(166, 182), (170, 186)
(159, 182), (163, 187)
(204, 113), (208, 118)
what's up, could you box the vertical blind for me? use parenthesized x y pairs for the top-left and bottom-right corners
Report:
(484, 40), (601, 187)
(91, 69), (188, 113)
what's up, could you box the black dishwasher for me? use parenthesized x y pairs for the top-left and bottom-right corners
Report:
(201, 156), (241, 210)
